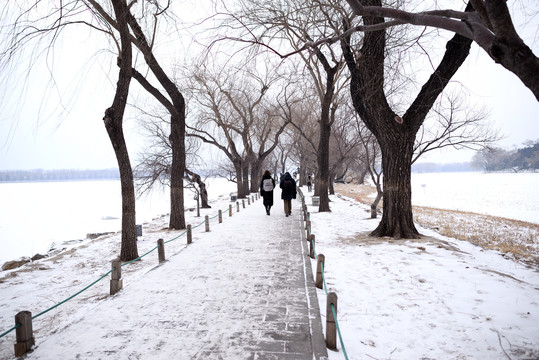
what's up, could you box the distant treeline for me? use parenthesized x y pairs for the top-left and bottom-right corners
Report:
(0, 168), (120, 182)
(472, 140), (539, 172)
(412, 162), (476, 173)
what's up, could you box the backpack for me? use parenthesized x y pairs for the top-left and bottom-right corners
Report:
(283, 179), (294, 193)
(263, 178), (273, 192)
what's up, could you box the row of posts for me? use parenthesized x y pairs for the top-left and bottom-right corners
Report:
(12, 193), (259, 357)
(299, 190), (339, 352)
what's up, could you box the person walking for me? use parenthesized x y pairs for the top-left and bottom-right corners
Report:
(260, 170), (275, 215)
(307, 174), (312, 192)
(280, 172), (297, 217)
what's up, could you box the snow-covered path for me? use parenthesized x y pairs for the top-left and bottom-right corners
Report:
(14, 195), (326, 359)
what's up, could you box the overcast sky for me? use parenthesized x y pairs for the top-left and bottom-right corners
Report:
(0, 3), (537, 171)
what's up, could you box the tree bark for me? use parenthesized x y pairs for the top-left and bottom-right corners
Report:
(104, 0), (137, 261)
(250, 160), (262, 193)
(371, 137), (418, 237)
(316, 64), (339, 213)
(241, 161), (250, 198)
(370, 189), (383, 219)
(328, 172), (335, 195)
(185, 169), (210, 208)
(233, 161), (245, 198)
(169, 114), (186, 229)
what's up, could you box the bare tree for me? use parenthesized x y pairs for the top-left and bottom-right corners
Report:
(104, 0), (138, 261)
(343, 0), (539, 100)
(341, 1), (475, 238)
(188, 67), (258, 198)
(87, 0), (189, 230)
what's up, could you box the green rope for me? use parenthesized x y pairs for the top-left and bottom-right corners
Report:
(331, 303), (349, 360)
(32, 270), (112, 320)
(165, 229), (188, 244)
(0, 323), (20, 339)
(121, 245), (159, 267)
(191, 220), (205, 229)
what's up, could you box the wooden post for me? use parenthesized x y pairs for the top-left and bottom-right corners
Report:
(251, 195), (254, 203)
(218, 210), (222, 223)
(229, 204), (233, 217)
(316, 254), (325, 289)
(309, 234), (316, 259)
(110, 259), (123, 295)
(236, 201), (240, 212)
(14, 311), (34, 357)
(242, 199), (245, 208)
(187, 224), (192, 244)
(247, 197), (251, 205)
(205, 215), (210, 232)
(306, 221), (311, 239)
(326, 292), (338, 350)
(157, 239), (165, 263)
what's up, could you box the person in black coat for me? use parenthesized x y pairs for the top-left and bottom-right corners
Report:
(279, 172), (297, 217)
(260, 170), (275, 215)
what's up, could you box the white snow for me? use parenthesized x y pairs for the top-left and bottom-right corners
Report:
(0, 182), (538, 359)
(411, 172), (539, 224)
(308, 192), (539, 360)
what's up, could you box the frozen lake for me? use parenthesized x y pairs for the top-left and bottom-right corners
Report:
(411, 172), (539, 224)
(0, 178), (236, 265)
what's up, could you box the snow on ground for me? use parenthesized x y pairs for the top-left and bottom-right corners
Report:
(306, 191), (539, 360)
(411, 172), (539, 225)
(0, 184), (538, 359)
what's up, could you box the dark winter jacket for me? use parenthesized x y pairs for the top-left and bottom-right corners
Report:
(280, 173), (297, 200)
(260, 174), (275, 206)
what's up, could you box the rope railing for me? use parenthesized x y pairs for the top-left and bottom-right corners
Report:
(298, 189), (349, 360)
(0, 193), (260, 356)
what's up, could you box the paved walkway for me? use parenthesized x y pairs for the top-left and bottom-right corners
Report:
(26, 195), (328, 359)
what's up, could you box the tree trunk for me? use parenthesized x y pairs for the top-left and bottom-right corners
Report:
(328, 172), (335, 195)
(105, 121), (138, 260)
(186, 171), (211, 209)
(370, 191), (383, 219)
(358, 165), (369, 184)
(299, 156), (307, 187)
(316, 65), (339, 213)
(371, 137), (419, 238)
(234, 162), (245, 198)
(199, 181), (210, 208)
(317, 138), (330, 212)
(169, 114), (186, 229)
(241, 162), (250, 198)
(250, 160), (262, 193)
(105, 0), (138, 261)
